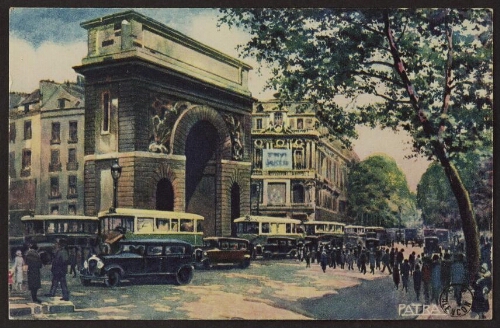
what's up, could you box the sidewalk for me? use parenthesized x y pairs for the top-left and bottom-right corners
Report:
(9, 289), (75, 318)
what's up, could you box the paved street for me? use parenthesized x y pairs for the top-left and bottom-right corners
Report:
(10, 244), (490, 320)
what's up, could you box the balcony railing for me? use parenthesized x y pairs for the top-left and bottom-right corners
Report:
(66, 162), (79, 171)
(49, 162), (62, 172)
(252, 169), (315, 178)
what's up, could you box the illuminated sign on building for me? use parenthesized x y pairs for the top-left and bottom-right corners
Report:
(263, 149), (292, 170)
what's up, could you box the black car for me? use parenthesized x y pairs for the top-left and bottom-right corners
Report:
(79, 239), (194, 287)
(262, 237), (298, 259)
(424, 236), (441, 256)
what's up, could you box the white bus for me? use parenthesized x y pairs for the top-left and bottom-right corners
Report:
(98, 208), (204, 252)
(303, 221), (345, 236)
(234, 215), (304, 244)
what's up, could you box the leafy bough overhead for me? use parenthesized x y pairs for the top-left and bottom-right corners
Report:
(218, 8), (492, 279)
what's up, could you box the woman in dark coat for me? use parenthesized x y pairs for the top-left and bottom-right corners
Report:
(471, 264), (491, 319)
(25, 243), (43, 303)
(393, 263), (400, 289)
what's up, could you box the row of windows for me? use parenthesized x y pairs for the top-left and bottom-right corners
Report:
(50, 175), (79, 199)
(9, 149), (79, 178)
(254, 116), (314, 130)
(50, 204), (78, 215)
(9, 121), (78, 143)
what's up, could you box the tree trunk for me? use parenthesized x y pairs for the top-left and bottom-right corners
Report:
(383, 10), (480, 281)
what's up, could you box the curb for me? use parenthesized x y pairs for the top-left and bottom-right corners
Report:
(9, 300), (75, 318)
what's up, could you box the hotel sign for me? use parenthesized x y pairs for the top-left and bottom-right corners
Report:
(263, 149), (292, 170)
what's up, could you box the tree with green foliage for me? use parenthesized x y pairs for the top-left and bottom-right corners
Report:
(348, 154), (416, 228)
(418, 154), (493, 231)
(218, 8), (492, 279)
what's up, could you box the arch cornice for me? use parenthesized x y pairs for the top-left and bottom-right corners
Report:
(170, 104), (232, 159)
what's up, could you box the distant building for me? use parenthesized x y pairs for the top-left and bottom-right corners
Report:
(251, 101), (359, 222)
(9, 80), (85, 235)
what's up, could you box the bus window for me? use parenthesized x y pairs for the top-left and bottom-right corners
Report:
(262, 223), (270, 233)
(286, 224), (291, 233)
(157, 219), (170, 231)
(180, 219), (194, 232)
(196, 220), (203, 233)
(137, 217), (154, 232)
(171, 219), (179, 232)
(221, 242), (229, 250)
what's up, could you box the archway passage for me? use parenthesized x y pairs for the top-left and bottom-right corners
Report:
(156, 178), (174, 211)
(185, 120), (218, 236)
(230, 183), (241, 237)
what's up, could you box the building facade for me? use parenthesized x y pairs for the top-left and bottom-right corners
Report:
(251, 101), (359, 223)
(74, 11), (254, 237)
(9, 80), (85, 235)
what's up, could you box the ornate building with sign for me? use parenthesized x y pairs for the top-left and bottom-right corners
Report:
(8, 80), (86, 235)
(74, 11), (254, 237)
(251, 101), (359, 223)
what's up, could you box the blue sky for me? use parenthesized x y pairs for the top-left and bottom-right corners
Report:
(10, 8), (215, 48)
(9, 8), (431, 190)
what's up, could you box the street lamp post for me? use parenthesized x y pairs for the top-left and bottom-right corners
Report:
(110, 159), (122, 213)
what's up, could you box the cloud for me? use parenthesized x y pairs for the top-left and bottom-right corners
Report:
(9, 37), (87, 93)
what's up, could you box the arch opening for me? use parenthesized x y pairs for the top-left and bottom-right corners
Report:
(156, 178), (174, 211)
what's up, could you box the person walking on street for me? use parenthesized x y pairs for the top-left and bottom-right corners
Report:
(305, 249), (311, 268)
(471, 263), (492, 319)
(441, 252), (452, 289)
(401, 259), (411, 293)
(409, 251), (416, 275)
(413, 264), (422, 301)
(346, 250), (354, 270)
(359, 249), (367, 275)
(25, 243), (43, 303)
(422, 257), (432, 304)
(369, 249), (376, 274)
(381, 248), (392, 274)
(12, 250), (25, 291)
(45, 239), (70, 301)
(375, 247), (382, 270)
(450, 253), (466, 305)
(389, 248), (395, 272)
(393, 263), (400, 290)
(430, 255), (442, 305)
(68, 247), (78, 278)
(396, 249), (404, 271)
(340, 250), (346, 269)
(320, 249), (328, 273)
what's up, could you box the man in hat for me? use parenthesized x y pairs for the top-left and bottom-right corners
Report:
(25, 243), (43, 303)
(45, 239), (70, 301)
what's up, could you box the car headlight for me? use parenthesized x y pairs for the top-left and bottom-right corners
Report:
(84, 260), (88, 269)
(203, 252), (207, 256)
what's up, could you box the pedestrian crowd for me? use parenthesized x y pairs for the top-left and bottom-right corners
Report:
(298, 235), (492, 319)
(9, 238), (98, 304)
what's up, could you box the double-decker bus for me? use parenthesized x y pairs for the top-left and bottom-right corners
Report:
(233, 215), (303, 257)
(344, 225), (366, 249)
(19, 215), (99, 264)
(303, 221), (345, 248)
(365, 226), (389, 246)
(98, 208), (204, 253)
(435, 228), (450, 250)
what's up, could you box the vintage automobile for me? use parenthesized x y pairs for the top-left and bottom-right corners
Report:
(262, 237), (298, 259)
(423, 236), (441, 256)
(193, 237), (251, 269)
(364, 237), (380, 250)
(79, 239), (194, 287)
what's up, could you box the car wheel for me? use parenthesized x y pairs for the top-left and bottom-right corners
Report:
(80, 278), (91, 286)
(289, 250), (297, 258)
(105, 271), (121, 287)
(239, 259), (250, 269)
(175, 266), (193, 285)
(202, 259), (211, 270)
